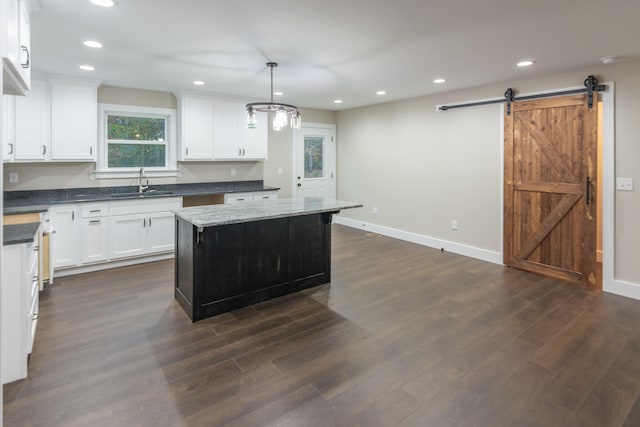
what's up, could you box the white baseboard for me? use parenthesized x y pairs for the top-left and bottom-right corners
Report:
(333, 216), (502, 265)
(604, 279), (640, 301)
(53, 253), (174, 278)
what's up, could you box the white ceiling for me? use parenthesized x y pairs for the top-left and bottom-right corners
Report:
(30, 0), (640, 110)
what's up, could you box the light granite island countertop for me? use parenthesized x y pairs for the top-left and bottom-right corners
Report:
(174, 197), (363, 229)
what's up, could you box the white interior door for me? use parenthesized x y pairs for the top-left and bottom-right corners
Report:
(293, 124), (336, 199)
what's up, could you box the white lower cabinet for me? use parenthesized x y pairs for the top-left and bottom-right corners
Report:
(49, 204), (79, 269)
(147, 211), (178, 253)
(108, 214), (147, 259)
(80, 203), (109, 264)
(50, 197), (181, 273)
(2, 226), (40, 384)
(108, 198), (181, 261)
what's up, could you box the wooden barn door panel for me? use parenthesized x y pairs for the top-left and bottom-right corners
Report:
(504, 94), (598, 286)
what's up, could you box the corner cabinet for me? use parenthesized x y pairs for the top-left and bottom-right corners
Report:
(176, 94), (268, 161)
(3, 0), (31, 96)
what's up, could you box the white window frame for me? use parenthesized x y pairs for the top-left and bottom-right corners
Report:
(94, 104), (179, 179)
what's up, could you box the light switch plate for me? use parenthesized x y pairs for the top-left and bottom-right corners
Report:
(9, 172), (18, 183)
(616, 177), (634, 191)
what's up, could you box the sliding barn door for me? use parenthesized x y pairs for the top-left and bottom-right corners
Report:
(504, 94), (599, 286)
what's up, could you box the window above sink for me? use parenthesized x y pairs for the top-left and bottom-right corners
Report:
(93, 104), (180, 179)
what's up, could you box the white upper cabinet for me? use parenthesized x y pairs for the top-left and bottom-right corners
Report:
(3, 0), (31, 95)
(212, 101), (268, 160)
(176, 94), (268, 162)
(177, 94), (215, 160)
(10, 78), (99, 162)
(2, 95), (16, 162)
(50, 81), (98, 161)
(14, 78), (50, 161)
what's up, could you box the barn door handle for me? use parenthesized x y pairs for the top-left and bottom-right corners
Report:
(585, 176), (591, 205)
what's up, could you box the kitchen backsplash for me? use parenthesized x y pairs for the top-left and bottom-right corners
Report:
(3, 161), (263, 191)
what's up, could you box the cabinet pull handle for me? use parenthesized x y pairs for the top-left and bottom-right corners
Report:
(33, 245), (39, 251)
(237, 198), (244, 201)
(89, 209), (101, 213)
(89, 220), (101, 224)
(32, 275), (38, 283)
(90, 146), (93, 156)
(238, 148), (242, 156)
(143, 218), (146, 227)
(72, 211), (75, 221)
(8, 143), (14, 154)
(21, 46), (30, 69)
(42, 145), (47, 155)
(243, 148), (246, 156)
(186, 147), (189, 156)
(33, 313), (39, 321)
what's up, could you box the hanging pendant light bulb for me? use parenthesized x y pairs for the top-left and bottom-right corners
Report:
(247, 107), (257, 129)
(246, 62), (301, 131)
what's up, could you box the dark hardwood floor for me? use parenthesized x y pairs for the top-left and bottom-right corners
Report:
(5, 224), (640, 426)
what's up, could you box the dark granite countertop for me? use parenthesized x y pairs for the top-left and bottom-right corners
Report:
(4, 181), (279, 215)
(3, 222), (40, 246)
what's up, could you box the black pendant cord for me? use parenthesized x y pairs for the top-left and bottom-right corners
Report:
(438, 75), (607, 114)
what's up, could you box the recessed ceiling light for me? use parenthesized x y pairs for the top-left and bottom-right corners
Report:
(83, 40), (103, 48)
(433, 78), (446, 84)
(376, 90), (386, 95)
(273, 91), (283, 96)
(517, 60), (535, 67)
(192, 80), (205, 86)
(79, 65), (95, 71)
(90, 0), (116, 7)
(334, 99), (343, 104)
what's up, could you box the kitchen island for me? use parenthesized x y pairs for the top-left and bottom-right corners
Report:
(174, 198), (362, 321)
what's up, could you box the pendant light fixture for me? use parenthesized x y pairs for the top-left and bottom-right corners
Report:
(246, 62), (301, 131)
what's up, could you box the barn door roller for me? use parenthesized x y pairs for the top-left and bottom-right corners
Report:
(438, 75), (607, 114)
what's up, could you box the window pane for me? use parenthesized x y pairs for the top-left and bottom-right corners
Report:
(108, 143), (166, 168)
(304, 136), (324, 178)
(107, 116), (166, 141)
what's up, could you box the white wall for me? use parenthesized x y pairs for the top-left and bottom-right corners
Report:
(336, 60), (640, 293)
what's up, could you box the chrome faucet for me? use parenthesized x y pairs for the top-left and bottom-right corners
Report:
(138, 167), (149, 193)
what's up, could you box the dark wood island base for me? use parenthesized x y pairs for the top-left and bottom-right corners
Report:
(175, 211), (336, 321)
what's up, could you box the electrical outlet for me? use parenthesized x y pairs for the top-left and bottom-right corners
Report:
(616, 177), (634, 191)
(230, 168), (236, 176)
(373, 207), (378, 215)
(9, 172), (19, 183)
(277, 167), (283, 175)
(451, 220), (459, 231)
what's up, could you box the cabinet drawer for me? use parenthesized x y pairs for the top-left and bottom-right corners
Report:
(224, 192), (254, 204)
(253, 191), (278, 201)
(82, 203), (109, 218)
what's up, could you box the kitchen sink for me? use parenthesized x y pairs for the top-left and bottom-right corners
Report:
(110, 190), (175, 198)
